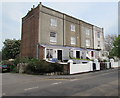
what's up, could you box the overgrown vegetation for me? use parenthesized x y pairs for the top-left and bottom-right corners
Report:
(109, 35), (120, 59)
(2, 39), (21, 60)
(25, 58), (63, 74)
(1, 57), (64, 74)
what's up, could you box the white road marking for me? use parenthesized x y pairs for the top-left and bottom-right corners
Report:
(70, 79), (79, 81)
(51, 82), (62, 85)
(24, 86), (39, 91)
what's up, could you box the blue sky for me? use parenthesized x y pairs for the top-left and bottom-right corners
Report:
(1, 2), (118, 50)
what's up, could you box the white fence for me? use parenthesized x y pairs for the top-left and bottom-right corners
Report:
(69, 61), (93, 74)
(68, 60), (101, 74)
(111, 60), (120, 68)
(68, 59), (119, 75)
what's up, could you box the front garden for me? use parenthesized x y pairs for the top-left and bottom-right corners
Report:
(1, 57), (64, 75)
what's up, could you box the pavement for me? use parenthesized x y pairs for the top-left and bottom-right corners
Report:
(1, 68), (119, 96)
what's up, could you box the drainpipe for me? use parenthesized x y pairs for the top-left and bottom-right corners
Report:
(63, 14), (64, 46)
(92, 26), (94, 49)
(36, 43), (39, 59)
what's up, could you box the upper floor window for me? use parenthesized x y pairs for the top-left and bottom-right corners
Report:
(50, 19), (57, 27)
(86, 40), (90, 47)
(97, 32), (100, 38)
(86, 28), (90, 36)
(71, 24), (75, 32)
(50, 32), (57, 43)
(98, 41), (100, 47)
(71, 37), (76, 45)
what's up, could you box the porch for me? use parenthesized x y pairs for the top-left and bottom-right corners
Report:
(39, 44), (100, 63)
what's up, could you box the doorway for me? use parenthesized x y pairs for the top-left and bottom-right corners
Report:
(76, 51), (80, 58)
(91, 51), (94, 57)
(57, 50), (62, 61)
(93, 63), (96, 71)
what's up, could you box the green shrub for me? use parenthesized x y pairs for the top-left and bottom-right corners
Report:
(26, 60), (51, 74)
(10, 66), (17, 73)
(2, 60), (14, 65)
(14, 57), (29, 66)
(50, 63), (63, 72)
(12, 57), (64, 74)
(25, 59), (63, 74)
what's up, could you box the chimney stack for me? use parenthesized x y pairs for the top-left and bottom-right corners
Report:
(33, 5), (35, 8)
(39, 2), (42, 5)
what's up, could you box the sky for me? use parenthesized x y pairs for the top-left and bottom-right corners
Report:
(0, 1), (118, 50)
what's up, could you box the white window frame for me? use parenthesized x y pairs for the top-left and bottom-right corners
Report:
(97, 32), (100, 38)
(71, 37), (76, 45)
(86, 39), (90, 47)
(50, 18), (57, 27)
(50, 32), (57, 43)
(46, 49), (53, 59)
(98, 41), (100, 47)
(71, 24), (75, 32)
(86, 28), (90, 36)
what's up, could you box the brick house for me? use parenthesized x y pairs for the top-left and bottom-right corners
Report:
(21, 3), (104, 62)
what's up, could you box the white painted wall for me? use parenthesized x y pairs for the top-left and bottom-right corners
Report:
(53, 49), (57, 58)
(62, 48), (69, 60)
(73, 50), (76, 58)
(93, 26), (104, 50)
(69, 61), (93, 74)
(112, 62), (120, 68)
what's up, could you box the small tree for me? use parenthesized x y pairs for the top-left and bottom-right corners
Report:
(2, 39), (21, 60)
(104, 34), (117, 52)
(109, 35), (120, 59)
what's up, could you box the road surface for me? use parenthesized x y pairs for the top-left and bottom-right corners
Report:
(2, 68), (119, 96)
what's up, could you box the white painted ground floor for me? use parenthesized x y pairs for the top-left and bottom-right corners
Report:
(39, 44), (103, 62)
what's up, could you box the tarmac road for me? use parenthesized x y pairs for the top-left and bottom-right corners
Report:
(2, 68), (119, 96)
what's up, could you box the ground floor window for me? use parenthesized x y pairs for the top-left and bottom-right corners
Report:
(69, 50), (73, 58)
(46, 49), (53, 58)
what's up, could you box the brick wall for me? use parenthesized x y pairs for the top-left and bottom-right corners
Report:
(21, 6), (39, 58)
(39, 46), (45, 59)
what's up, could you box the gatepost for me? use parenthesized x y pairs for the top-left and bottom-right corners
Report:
(94, 59), (100, 70)
(89, 61), (93, 71)
(106, 62), (110, 69)
(67, 60), (73, 75)
(110, 59), (114, 68)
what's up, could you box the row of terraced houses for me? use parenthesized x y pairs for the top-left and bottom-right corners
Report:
(21, 3), (105, 62)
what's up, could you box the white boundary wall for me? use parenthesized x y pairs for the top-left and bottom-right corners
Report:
(68, 60), (93, 74)
(112, 61), (120, 68)
(110, 59), (120, 68)
(68, 59), (119, 75)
